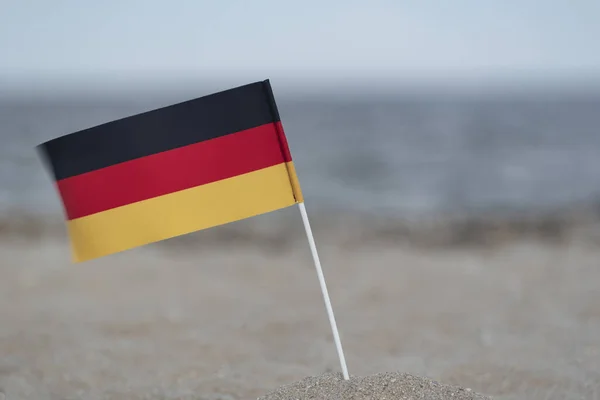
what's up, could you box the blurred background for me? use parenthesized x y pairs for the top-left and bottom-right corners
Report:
(1, 1), (600, 399)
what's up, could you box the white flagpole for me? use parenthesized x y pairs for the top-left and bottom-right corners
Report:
(297, 202), (349, 380)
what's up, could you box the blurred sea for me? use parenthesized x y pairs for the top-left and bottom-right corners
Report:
(2, 89), (600, 245)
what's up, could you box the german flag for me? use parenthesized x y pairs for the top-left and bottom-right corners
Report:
(37, 80), (303, 262)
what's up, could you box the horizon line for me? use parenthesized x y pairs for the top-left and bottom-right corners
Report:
(2, 70), (600, 99)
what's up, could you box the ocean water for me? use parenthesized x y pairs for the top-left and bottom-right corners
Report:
(2, 90), (600, 220)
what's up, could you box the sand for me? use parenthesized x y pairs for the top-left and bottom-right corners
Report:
(259, 372), (491, 399)
(1, 227), (599, 399)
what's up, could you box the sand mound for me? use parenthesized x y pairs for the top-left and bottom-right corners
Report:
(258, 372), (491, 400)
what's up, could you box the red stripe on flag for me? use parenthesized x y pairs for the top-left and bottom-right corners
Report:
(57, 122), (290, 220)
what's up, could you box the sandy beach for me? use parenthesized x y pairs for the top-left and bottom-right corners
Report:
(1, 214), (599, 399)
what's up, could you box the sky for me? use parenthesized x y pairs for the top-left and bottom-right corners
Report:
(1, 0), (600, 93)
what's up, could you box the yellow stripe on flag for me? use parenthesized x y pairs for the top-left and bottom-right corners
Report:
(67, 162), (298, 262)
